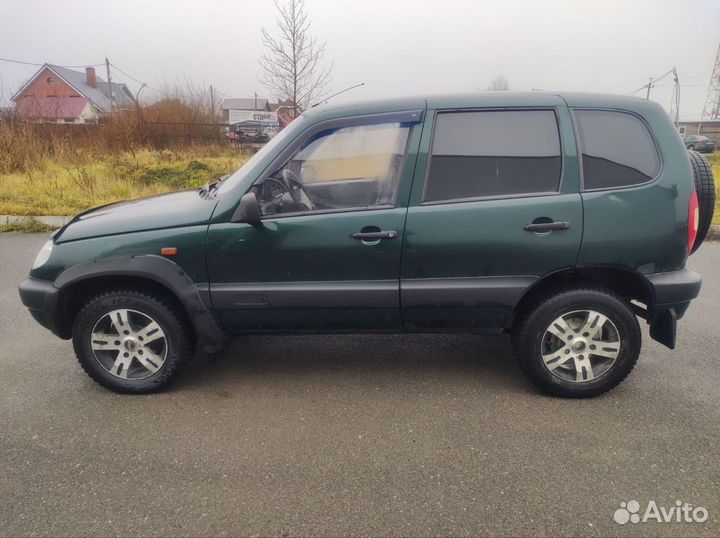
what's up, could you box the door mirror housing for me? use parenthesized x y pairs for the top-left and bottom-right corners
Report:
(232, 192), (262, 226)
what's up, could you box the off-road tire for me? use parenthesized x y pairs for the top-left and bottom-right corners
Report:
(512, 285), (641, 398)
(72, 289), (195, 394)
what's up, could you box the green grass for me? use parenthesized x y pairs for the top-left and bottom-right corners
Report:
(0, 218), (55, 233)
(0, 148), (247, 216)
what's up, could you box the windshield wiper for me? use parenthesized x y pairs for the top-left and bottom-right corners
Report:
(198, 174), (230, 199)
(198, 181), (218, 199)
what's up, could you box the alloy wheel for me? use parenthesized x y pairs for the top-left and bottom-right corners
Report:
(90, 309), (168, 379)
(540, 309), (621, 383)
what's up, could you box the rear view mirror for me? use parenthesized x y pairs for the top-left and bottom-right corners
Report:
(232, 192), (262, 226)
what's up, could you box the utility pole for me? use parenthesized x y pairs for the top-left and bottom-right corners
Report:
(209, 85), (215, 119)
(105, 57), (115, 113)
(135, 83), (147, 123)
(254, 92), (258, 110)
(645, 77), (653, 99)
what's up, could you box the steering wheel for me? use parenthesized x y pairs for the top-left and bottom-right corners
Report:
(281, 168), (315, 210)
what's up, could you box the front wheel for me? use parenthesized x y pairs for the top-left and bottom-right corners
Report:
(512, 286), (641, 398)
(72, 289), (195, 393)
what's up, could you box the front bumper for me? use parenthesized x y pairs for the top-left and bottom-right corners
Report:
(645, 269), (701, 349)
(18, 277), (65, 338)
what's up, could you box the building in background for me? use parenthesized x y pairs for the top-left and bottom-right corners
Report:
(677, 119), (720, 145)
(220, 97), (271, 122)
(11, 64), (135, 123)
(221, 97), (280, 138)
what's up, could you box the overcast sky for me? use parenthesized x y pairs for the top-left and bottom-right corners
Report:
(1, 0), (719, 119)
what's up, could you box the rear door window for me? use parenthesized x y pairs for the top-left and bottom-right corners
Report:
(424, 110), (562, 202)
(574, 110), (660, 190)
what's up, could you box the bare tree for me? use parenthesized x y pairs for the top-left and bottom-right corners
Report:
(259, 0), (332, 117)
(487, 75), (510, 91)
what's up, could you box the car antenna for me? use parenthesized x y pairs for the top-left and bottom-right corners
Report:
(311, 83), (365, 107)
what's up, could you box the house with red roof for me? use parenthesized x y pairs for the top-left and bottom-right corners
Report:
(12, 64), (135, 123)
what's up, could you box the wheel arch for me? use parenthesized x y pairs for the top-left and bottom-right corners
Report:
(53, 255), (228, 353)
(507, 265), (655, 329)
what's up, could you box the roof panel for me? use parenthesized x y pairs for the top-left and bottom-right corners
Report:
(45, 65), (134, 112)
(221, 98), (269, 110)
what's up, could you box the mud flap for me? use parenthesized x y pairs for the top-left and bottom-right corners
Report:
(650, 308), (677, 349)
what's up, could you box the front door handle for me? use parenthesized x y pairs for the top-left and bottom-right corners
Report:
(352, 230), (398, 240)
(523, 221), (570, 232)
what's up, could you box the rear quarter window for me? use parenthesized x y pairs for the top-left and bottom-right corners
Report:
(574, 109), (660, 190)
(424, 110), (562, 202)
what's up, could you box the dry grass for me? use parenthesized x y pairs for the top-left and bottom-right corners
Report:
(0, 147), (246, 216)
(707, 153), (720, 226)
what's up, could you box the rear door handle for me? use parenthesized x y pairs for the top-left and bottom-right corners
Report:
(523, 221), (570, 232)
(352, 230), (398, 240)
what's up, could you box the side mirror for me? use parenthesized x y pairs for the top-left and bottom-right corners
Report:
(231, 192), (262, 226)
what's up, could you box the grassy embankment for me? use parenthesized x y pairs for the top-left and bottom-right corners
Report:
(0, 147), (247, 217)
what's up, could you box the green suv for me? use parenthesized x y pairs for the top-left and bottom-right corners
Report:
(19, 93), (715, 397)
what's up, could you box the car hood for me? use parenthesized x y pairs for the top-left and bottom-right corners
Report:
(56, 190), (219, 243)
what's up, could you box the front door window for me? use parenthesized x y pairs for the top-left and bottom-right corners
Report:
(252, 122), (411, 216)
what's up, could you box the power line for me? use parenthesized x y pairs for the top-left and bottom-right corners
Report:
(654, 84), (708, 88)
(628, 67), (678, 99)
(212, 86), (231, 98)
(628, 84), (648, 96)
(109, 62), (162, 94)
(0, 56), (104, 68)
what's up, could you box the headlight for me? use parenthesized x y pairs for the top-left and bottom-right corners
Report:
(31, 240), (53, 269)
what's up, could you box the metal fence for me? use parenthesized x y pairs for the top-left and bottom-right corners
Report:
(0, 116), (266, 150)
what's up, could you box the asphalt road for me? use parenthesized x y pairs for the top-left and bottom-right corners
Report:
(1, 233), (719, 538)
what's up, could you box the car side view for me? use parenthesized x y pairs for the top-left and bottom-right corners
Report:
(683, 134), (716, 153)
(19, 92), (716, 397)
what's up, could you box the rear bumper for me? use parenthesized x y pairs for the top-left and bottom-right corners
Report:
(18, 277), (65, 338)
(645, 269), (701, 349)
(646, 269), (701, 318)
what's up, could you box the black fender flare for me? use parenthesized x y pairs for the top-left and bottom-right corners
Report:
(505, 264), (656, 327)
(54, 255), (229, 353)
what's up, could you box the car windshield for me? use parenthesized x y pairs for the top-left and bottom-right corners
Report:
(217, 115), (308, 195)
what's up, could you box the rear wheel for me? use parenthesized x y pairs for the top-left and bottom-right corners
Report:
(72, 289), (195, 393)
(513, 286), (641, 398)
(688, 150), (716, 253)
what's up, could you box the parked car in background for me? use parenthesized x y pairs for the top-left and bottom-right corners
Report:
(227, 120), (270, 143)
(683, 135), (716, 153)
(19, 92), (716, 398)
